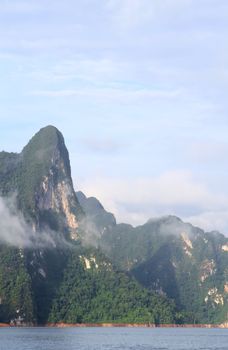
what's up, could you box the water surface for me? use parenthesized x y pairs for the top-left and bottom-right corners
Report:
(0, 327), (227, 350)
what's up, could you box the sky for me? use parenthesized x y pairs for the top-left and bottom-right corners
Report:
(1, 0), (228, 234)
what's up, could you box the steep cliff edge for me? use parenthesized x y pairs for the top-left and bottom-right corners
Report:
(0, 126), (83, 239)
(0, 126), (227, 326)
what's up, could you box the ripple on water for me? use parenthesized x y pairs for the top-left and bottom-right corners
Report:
(0, 327), (227, 350)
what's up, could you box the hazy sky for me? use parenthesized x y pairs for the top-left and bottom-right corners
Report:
(1, 0), (228, 234)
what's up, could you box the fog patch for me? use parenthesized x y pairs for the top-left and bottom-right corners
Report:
(79, 216), (104, 248)
(155, 216), (196, 237)
(0, 196), (69, 248)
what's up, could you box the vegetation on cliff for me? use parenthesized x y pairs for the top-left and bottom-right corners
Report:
(0, 126), (227, 326)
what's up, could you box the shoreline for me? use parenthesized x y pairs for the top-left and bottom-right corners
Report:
(47, 322), (228, 329)
(1, 322), (227, 329)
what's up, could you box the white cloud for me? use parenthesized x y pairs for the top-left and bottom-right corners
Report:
(0, 0), (228, 238)
(31, 87), (181, 103)
(79, 170), (227, 207)
(81, 137), (124, 154)
(0, 196), (68, 248)
(106, 0), (191, 29)
(77, 171), (228, 233)
(188, 141), (228, 163)
(0, 0), (43, 14)
(186, 211), (228, 235)
(27, 58), (123, 83)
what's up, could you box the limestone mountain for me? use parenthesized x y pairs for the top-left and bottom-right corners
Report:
(95, 216), (228, 324)
(76, 191), (116, 246)
(0, 126), (176, 325)
(0, 125), (82, 239)
(0, 126), (227, 326)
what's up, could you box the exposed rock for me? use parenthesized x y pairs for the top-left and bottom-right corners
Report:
(205, 288), (224, 305)
(200, 259), (216, 282)
(181, 232), (193, 257)
(19, 125), (83, 239)
(222, 244), (228, 252)
(224, 283), (228, 293)
(79, 255), (99, 269)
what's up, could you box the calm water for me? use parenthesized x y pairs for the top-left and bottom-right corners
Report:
(0, 327), (227, 350)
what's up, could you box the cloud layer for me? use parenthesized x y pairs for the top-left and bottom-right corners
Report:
(0, 1), (228, 235)
(78, 171), (228, 235)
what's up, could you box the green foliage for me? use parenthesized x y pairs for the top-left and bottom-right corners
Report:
(25, 248), (69, 324)
(0, 246), (35, 323)
(0, 152), (19, 195)
(100, 218), (228, 325)
(0, 127), (227, 327)
(48, 247), (176, 324)
(17, 126), (70, 215)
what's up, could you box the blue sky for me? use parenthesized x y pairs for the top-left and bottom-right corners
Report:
(1, 0), (228, 233)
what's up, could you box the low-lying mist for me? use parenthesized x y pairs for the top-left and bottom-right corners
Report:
(78, 217), (103, 248)
(0, 195), (69, 249)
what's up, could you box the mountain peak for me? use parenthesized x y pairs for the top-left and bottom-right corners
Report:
(31, 125), (65, 148)
(147, 215), (182, 225)
(15, 126), (82, 237)
(22, 125), (71, 177)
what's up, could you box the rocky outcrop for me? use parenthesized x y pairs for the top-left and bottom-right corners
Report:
(1, 125), (83, 239)
(32, 127), (82, 239)
(76, 191), (116, 233)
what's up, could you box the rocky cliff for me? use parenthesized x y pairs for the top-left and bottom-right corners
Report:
(0, 126), (82, 239)
(0, 126), (227, 326)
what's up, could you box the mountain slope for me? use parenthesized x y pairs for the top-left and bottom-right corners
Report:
(97, 216), (228, 324)
(0, 126), (176, 325)
(48, 246), (176, 324)
(0, 126), (82, 239)
(0, 126), (227, 325)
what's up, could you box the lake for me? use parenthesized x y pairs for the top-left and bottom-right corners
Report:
(0, 327), (227, 350)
